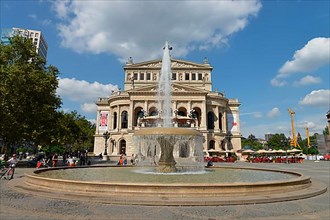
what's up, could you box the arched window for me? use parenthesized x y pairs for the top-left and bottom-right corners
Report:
(113, 112), (117, 129)
(209, 140), (215, 150)
(121, 111), (128, 129)
(178, 107), (187, 116)
(219, 113), (223, 130)
(207, 111), (214, 129)
(134, 107), (144, 126)
(193, 107), (201, 127)
(149, 106), (158, 116)
(120, 140), (126, 155)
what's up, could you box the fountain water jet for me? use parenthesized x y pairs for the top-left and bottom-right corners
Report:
(133, 42), (204, 173)
(157, 41), (172, 127)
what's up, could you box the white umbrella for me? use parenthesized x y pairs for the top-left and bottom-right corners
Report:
(242, 149), (255, 154)
(287, 148), (302, 153)
(256, 149), (268, 154)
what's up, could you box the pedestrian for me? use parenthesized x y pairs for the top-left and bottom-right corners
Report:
(80, 152), (86, 166)
(52, 153), (58, 167)
(117, 155), (123, 166)
(130, 154), (136, 165)
(123, 155), (127, 166)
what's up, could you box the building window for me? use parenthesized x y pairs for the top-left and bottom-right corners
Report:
(113, 112), (117, 129)
(133, 73), (138, 80)
(198, 73), (203, 80)
(172, 73), (176, 80)
(219, 113), (223, 130)
(192, 73), (196, 80)
(207, 111), (215, 129)
(121, 111), (128, 129)
(140, 73), (144, 80)
(185, 73), (190, 80)
(147, 72), (151, 80)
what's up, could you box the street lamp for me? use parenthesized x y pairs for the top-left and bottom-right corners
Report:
(103, 131), (110, 156)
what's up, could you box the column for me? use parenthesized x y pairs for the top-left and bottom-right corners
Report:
(128, 101), (134, 129)
(201, 100), (207, 130)
(214, 106), (219, 130)
(117, 105), (120, 131)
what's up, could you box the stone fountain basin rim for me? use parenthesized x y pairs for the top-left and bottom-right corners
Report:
(134, 127), (202, 136)
(25, 165), (310, 187)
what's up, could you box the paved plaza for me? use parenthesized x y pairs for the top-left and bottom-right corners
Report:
(0, 160), (329, 220)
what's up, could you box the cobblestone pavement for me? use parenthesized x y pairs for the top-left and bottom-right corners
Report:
(0, 160), (329, 220)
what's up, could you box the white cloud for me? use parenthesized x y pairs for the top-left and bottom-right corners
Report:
(278, 37), (330, 77)
(267, 108), (280, 118)
(57, 78), (118, 113)
(299, 89), (330, 106)
(52, 0), (261, 62)
(254, 112), (263, 118)
(293, 75), (321, 87)
(270, 78), (287, 87)
(239, 111), (263, 118)
(52, 0), (71, 20)
(297, 121), (316, 130)
(81, 102), (97, 113)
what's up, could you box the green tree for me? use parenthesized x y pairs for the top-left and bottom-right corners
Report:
(323, 126), (329, 135)
(241, 134), (263, 150)
(44, 111), (95, 154)
(267, 133), (289, 150)
(0, 35), (61, 153)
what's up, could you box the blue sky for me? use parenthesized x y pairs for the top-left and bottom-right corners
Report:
(1, 0), (329, 139)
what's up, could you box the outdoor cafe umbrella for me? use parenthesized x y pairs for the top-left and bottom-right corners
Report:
(287, 148), (302, 154)
(276, 149), (286, 154)
(256, 149), (268, 154)
(242, 149), (255, 154)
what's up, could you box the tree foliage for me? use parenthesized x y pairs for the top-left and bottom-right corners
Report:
(0, 36), (95, 155)
(267, 133), (289, 150)
(241, 134), (263, 150)
(0, 36), (61, 152)
(48, 111), (95, 153)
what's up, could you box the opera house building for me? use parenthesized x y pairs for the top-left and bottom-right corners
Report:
(93, 57), (241, 159)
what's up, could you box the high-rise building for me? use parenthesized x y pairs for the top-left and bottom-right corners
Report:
(1, 27), (48, 60)
(265, 133), (274, 142)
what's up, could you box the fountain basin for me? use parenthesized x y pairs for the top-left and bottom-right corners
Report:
(134, 127), (204, 173)
(20, 165), (327, 206)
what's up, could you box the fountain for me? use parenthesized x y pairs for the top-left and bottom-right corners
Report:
(15, 42), (327, 206)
